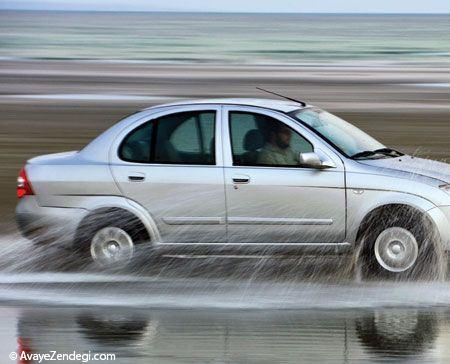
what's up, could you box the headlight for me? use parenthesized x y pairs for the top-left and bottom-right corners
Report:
(440, 184), (450, 193)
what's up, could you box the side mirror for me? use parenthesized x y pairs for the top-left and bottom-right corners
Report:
(299, 152), (335, 169)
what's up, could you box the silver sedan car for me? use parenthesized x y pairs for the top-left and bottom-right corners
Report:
(15, 98), (450, 278)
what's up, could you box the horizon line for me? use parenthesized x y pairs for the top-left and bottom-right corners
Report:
(1, 9), (450, 15)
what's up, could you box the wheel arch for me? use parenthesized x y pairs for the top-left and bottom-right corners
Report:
(354, 203), (436, 248)
(72, 197), (161, 246)
(74, 207), (150, 245)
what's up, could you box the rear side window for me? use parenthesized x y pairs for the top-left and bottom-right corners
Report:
(119, 111), (216, 165)
(120, 122), (153, 163)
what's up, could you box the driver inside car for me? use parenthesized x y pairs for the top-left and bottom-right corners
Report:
(257, 123), (299, 166)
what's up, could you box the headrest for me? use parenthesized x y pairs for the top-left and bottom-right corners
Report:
(243, 129), (264, 152)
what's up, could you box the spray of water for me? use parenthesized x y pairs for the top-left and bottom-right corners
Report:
(3, 162), (450, 310)
(0, 217), (450, 310)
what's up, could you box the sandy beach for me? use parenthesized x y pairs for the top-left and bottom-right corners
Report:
(0, 59), (449, 221)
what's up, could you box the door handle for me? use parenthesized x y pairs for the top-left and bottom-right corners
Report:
(128, 174), (145, 182)
(232, 175), (250, 184)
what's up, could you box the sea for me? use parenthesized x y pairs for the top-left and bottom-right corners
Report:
(0, 10), (449, 65)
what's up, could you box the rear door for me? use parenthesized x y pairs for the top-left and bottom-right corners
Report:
(222, 106), (346, 244)
(110, 106), (226, 244)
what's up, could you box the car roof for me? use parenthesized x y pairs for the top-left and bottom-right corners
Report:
(144, 98), (307, 113)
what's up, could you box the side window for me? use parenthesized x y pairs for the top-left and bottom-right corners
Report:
(119, 111), (216, 165)
(170, 117), (201, 154)
(229, 111), (313, 167)
(119, 122), (152, 163)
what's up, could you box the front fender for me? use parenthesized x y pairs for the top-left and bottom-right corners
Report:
(346, 189), (436, 245)
(426, 206), (450, 250)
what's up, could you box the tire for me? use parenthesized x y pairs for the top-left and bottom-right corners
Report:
(357, 208), (446, 280)
(74, 210), (150, 269)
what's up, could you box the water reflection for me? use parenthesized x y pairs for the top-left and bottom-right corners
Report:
(355, 310), (438, 359)
(77, 313), (151, 345)
(12, 307), (448, 363)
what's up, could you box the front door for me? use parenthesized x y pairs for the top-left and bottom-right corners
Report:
(223, 107), (346, 244)
(111, 107), (226, 244)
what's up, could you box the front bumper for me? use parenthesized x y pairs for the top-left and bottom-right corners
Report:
(427, 206), (450, 250)
(15, 196), (87, 245)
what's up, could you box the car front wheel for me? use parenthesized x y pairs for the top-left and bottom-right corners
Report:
(357, 208), (446, 280)
(373, 227), (419, 273)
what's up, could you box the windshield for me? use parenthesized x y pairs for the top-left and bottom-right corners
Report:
(290, 108), (385, 158)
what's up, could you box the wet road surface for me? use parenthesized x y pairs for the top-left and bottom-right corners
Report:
(1, 281), (450, 363)
(1, 235), (450, 363)
(0, 233), (449, 362)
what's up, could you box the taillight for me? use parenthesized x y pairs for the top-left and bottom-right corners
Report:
(17, 167), (34, 199)
(17, 337), (32, 364)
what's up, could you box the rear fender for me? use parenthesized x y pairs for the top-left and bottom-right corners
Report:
(52, 195), (161, 244)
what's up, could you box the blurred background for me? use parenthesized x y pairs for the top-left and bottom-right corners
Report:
(0, 3), (449, 223)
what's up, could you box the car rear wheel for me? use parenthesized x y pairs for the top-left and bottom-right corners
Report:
(357, 208), (446, 280)
(74, 210), (151, 269)
(90, 227), (135, 267)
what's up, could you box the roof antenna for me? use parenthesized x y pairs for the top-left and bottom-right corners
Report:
(256, 87), (306, 107)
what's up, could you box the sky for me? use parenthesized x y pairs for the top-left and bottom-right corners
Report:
(1, 0), (450, 13)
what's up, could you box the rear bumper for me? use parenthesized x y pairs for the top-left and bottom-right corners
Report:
(427, 206), (450, 251)
(15, 196), (87, 245)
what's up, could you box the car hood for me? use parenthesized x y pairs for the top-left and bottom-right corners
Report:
(358, 155), (450, 184)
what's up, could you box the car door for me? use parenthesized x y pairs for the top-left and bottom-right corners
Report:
(222, 106), (346, 244)
(110, 106), (226, 244)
